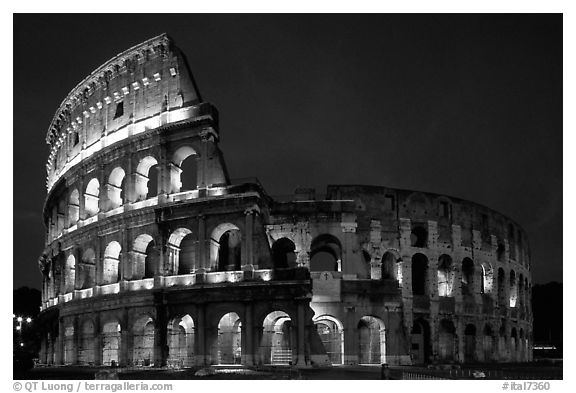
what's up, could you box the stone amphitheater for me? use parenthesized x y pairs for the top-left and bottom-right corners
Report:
(37, 34), (532, 368)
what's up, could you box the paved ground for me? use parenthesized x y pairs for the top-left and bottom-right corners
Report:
(14, 362), (562, 380)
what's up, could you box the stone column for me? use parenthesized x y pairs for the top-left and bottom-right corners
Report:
(77, 178), (86, 222)
(56, 317), (64, 365)
(167, 162), (182, 194)
(340, 220), (358, 274)
(456, 319), (465, 363)
(94, 313), (102, 366)
(157, 146), (170, 200)
(296, 302), (307, 366)
(343, 307), (358, 365)
(73, 316), (80, 365)
(153, 306), (168, 367)
(197, 215), (207, 270)
(97, 164), (108, 218)
(119, 310), (130, 367)
(94, 236), (103, 289)
(120, 228), (129, 283)
(243, 303), (254, 365)
(244, 209), (255, 268)
(195, 305), (207, 366)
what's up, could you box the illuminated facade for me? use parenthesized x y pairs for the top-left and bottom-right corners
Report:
(37, 34), (532, 367)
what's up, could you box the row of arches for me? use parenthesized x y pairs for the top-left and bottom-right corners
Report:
(49, 146), (201, 239)
(410, 319), (530, 364)
(64, 224), (244, 291)
(60, 311), (387, 367)
(410, 253), (530, 305)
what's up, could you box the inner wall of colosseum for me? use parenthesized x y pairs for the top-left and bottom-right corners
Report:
(37, 34), (532, 368)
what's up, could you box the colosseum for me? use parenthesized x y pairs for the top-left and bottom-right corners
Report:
(37, 34), (533, 369)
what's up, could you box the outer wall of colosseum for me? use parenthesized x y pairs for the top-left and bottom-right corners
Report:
(37, 34), (532, 368)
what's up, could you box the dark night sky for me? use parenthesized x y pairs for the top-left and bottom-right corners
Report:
(13, 14), (562, 290)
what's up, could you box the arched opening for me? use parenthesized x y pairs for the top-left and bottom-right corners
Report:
(84, 178), (100, 217)
(271, 238), (297, 269)
(483, 325), (494, 362)
(437, 254), (455, 297)
(178, 233), (197, 274)
(261, 311), (293, 365)
(410, 318), (431, 364)
(167, 228), (195, 275)
(410, 225), (428, 248)
(519, 329), (525, 362)
(464, 324), (477, 363)
(102, 320), (121, 366)
(497, 243), (505, 262)
(78, 320), (95, 365)
(68, 189), (80, 227)
(314, 316), (344, 365)
(411, 253), (429, 296)
(461, 258), (475, 296)
(498, 325), (507, 360)
(509, 270), (518, 307)
(56, 199), (66, 235)
(510, 328), (518, 362)
(132, 316), (155, 366)
(210, 224), (242, 272)
(167, 315), (195, 368)
(64, 255), (75, 293)
(63, 325), (75, 365)
(310, 234), (342, 272)
(171, 146), (198, 193)
(217, 312), (242, 365)
(358, 316), (386, 364)
(135, 156), (159, 200)
(106, 167), (125, 210)
(180, 154), (198, 191)
(438, 319), (456, 362)
(102, 241), (121, 285)
(78, 248), (96, 289)
(132, 234), (158, 279)
(497, 268), (506, 307)
(381, 252), (396, 280)
(518, 274), (525, 309)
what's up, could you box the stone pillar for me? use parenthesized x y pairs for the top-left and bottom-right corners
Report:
(119, 311), (130, 367)
(243, 303), (254, 365)
(120, 229), (129, 282)
(56, 318), (64, 365)
(123, 156), (133, 205)
(254, 325), (264, 366)
(370, 260), (382, 280)
(77, 178), (86, 222)
(296, 302), (307, 366)
(128, 173), (144, 203)
(197, 215), (207, 270)
(343, 307), (358, 365)
(73, 316), (80, 365)
(94, 313), (102, 366)
(157, 147), (170, 199)
(97, 164), (108, 218)
(167, 162), (182, 194)
(244, 209), (255, 267)
(340, 220), (358, 274)
(198, 136), (208, 188)
(456, 319), (465, 363)
(94, 237), (103, 288)
(195, 305), (207, 366)
(153, 307), (168, 367)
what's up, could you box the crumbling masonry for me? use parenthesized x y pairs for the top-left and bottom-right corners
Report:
(37, 34), (532, 367)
